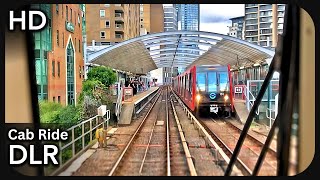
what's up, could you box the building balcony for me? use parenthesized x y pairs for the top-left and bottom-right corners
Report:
(115, 33), (123, 40)
(245, 4), (258, 8)
(260, 35), (272, 40)
(245, 34), (258, 37)
(115, 13), (124, 22)
(259, 5), (273, 11)
(246, 29), (258, 31)
(115, 23), (124, 32)
(245, 16), (257, 20)
(245, 8), (258, 14)
(278, 5), (285, 11)
(260, 31), (272, 35)
(246, 22), (258, 26)
(114, 4), (124, 12)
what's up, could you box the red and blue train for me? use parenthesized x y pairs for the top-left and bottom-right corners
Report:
(172, 64), (234, 117)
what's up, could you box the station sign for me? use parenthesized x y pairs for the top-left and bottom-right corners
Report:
(235, 87), (242, 94)
(124, 88), (132, 96)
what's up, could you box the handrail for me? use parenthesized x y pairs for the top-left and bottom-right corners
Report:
(266, 108), (276, 128)
(115, 85), (123, 121)
(58, 111), (110, 167)
(245, 86), (259, 115)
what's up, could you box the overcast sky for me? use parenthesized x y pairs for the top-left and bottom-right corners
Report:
(199, 4), (245, 34)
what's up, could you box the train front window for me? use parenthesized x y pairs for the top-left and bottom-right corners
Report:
(196, 73), (206, 91)
(208, 72), (217, 92)
(219, 72), (229, 91)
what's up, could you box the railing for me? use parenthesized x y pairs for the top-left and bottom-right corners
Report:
(233, 84), (259, 115)
(245, 86), (259, 115)
(115, 34), (123, 39)
(266, 108), (276, 128)
(115, 85), (123, 122)
(115, 24), (123, 29)
(56, 111), (110, 170)
(115, 13), (122, 18)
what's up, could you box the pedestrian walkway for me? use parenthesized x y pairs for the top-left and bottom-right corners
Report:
(58, 128), (118, 176)
(233, 99), (249, 124)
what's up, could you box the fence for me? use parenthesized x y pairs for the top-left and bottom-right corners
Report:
(50, 110), (110, 175)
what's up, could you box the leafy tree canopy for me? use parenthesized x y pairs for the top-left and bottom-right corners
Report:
(87, 66), (117, 88)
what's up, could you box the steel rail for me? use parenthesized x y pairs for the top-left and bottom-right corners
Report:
(139, 88), (166, 175)
(108, 88), (163, 176)
(166, 86), (171, 176)
(169, 91), (197, 176)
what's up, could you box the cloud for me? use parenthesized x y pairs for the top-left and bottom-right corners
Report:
(200, 22), (230, 35)
(200, 4), (244, 34)
(201, 15), (229, 23)
(200, 4), (245, 20)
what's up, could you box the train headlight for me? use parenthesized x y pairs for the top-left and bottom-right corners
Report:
(224, 95), (229, 101)
(196, 94), (201, 101)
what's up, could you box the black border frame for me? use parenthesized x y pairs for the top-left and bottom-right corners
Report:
(1, 0), (319, 178)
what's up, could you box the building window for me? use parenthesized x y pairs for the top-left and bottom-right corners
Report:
(101, 42), (111, 45)
(70, 8), (72, 22)
(66, 5), (68, 20)
(79, 66), (82, 78)
(105, 20), (110, 28)
(104, 4), (110, 7)
(56, 4), (59, 14)
(62, 5), (63, 17)
(57, 61), (60, 77)
(56, 30), (59, 46)
(100, 10), (105, 17)
(100, 31), (106, 38)
(79, 39), (81, 52)
(66, 41), (75, 105)
(52, 61), (55, 77)
(75, 38), (77, 51)
(78, 14), (80, 26)
(53, 96), (55, 102)
(58, 96), (61, 103)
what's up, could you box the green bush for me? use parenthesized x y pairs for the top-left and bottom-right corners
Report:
(39, 101), (63, 123)
(87, 66), (117, 88)
(78, 79), (106, 105)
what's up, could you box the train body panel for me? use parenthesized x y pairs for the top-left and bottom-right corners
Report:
(172, 64), (234, 116)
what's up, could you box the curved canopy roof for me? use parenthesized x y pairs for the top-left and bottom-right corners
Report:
(88, 31), (275, 74)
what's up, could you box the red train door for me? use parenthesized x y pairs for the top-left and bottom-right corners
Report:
(228, 64), (234, 112)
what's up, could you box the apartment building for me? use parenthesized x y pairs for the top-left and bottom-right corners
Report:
(244, 4), (286, 47)
(86, 4), (140, 46)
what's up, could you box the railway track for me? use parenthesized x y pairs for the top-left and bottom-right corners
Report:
(200, 118), (277, 176)
(169, 87), (281, 176)
(108, 86), (193, 176)
(169, 88), (242, 176)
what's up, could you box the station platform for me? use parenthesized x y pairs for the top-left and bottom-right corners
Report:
(233, 99), (249, 124)
(118, 87), (159, 125)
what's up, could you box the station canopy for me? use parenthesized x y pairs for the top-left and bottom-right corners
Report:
(88, 31), (275, 74)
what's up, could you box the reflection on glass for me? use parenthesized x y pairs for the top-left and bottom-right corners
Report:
(196, 73), (206, 91)
(219, 72), (229, 91)
(208, 72), (217, 92)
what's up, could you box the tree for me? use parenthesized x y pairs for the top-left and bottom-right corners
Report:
(87, 66), (117, 88)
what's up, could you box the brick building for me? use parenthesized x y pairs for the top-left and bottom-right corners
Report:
(85, 4), (141, 46)
(33, 4), (85, 106)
